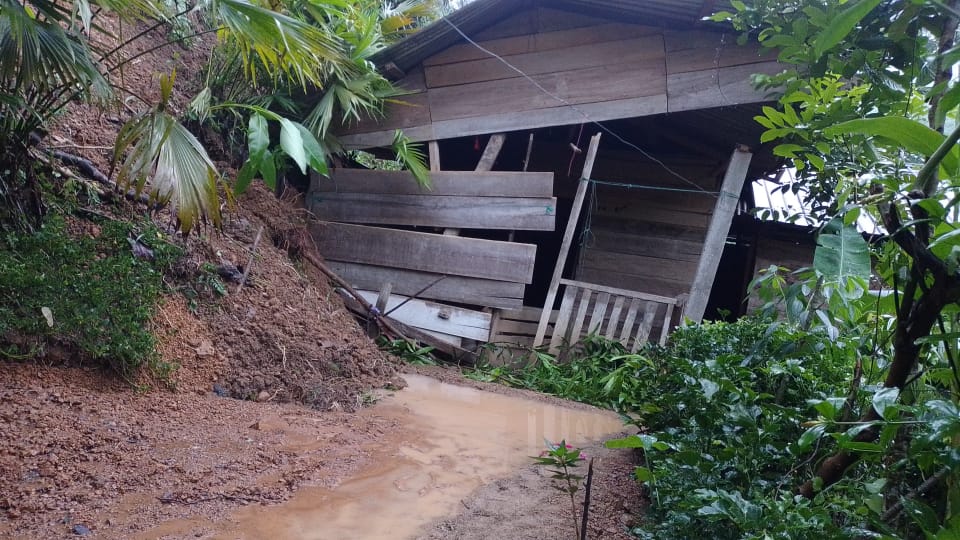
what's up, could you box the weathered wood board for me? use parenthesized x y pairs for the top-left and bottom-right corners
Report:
(310, 193), (556, 230)
(313, 169), (554, 198)
(312, 222), (537, 284)
(326, 261), (526, 310)
(355, 290), (492, 341)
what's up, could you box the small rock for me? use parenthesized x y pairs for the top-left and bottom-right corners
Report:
(195, 340), (216, 358)
(212, 384), (229, 397)
(72, 524), (92, 536)
(256, 391), (271, 402)
(249, 421), (262, 430)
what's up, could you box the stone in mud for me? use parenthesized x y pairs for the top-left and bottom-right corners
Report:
(256, 391), (271, 402)
(72, 524), (92, 536)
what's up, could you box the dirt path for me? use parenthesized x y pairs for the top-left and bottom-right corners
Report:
(0, 366), (641, 539)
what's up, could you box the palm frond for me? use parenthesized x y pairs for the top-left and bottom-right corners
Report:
(0, 1), (109, 100)
(212, 0), (347, 88)
(114, 73), (221, 233)
(392, 130), (430, 189)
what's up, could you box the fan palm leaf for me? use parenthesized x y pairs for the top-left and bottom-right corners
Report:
(114, 74), (220, 233)
(210, 0), (347, 88)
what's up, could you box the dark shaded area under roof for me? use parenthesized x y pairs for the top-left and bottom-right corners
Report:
(372, 0), (731, 74)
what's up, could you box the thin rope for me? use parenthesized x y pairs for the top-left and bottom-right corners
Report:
(440, 17), (715, 197)
(587, 178), (737, 198)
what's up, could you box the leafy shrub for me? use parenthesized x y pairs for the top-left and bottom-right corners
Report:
(0, 215), (181, 376)
(474, 319), (959, 538)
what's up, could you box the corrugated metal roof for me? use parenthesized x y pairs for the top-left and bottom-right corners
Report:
(372, 0), (727, 74)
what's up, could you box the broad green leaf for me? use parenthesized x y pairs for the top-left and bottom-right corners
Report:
(824, 117), (960, 177)
(295, 122), (329, 175)
(796, 424), (826, 452)
(235, 159), (257, 194)
(813, 0), (882, 59)
(248, 113), (269, 160)
(699, 378), (719, 400)
(260, 149), (277, 189)
(814, 225), (871, 283)
(634, 466), (655, 483)
(872, 387), (899, 419)
(279, 118), (307, 174)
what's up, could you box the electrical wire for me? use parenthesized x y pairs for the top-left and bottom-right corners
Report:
(440, 17), (716, 197)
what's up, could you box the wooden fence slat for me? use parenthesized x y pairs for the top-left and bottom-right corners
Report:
(588, 292), (610, 335)
(314, 222), (537, 284)
(314, 169), (554, 198)
(569, 289), (593, 344)
(619, 298), (641, 342)
(560, 278), (679, 306)
(549, 286), (578, 352)
(659, 302), (675, 346)
(605, 296), (625, 339)
(633, 301), (659, 351)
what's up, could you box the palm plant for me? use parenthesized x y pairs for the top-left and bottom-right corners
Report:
(0, 0), (434, 233)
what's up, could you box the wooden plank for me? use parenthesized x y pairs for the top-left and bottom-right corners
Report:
(355, 290), (491, 341)
(604, 295), (625, 340)
(498, 306), (558, 323)
(619, 298), (641, 342)
(424, 23), (661, 67)
(589, 230), (704, 263)
(335, 289), (475, 361)
(684, 147), (753, 322)
(340, 95), (667, 147)
(580, 250), (699, 284)
(560, 279), (681, 306)
(549, 285), (578, 352)
(632, 301), (659, 352)
(579, 268), (693, 300)
(429, 59), (667, 122)
(666, 43), (767, 75)
(327, 261), (524, 309)
(418, 329), (463, 347)
(534, 133), (601, 349)
(659, 302), (675, 346)
(667, 61), (782, 113)
(475, 134), (506, 171)
(587, 292), (610, 335)
(314, 169), (554, 198)
(313, 222), (537, 284)
(425, 35), (665, 88)
(569, 289), (593, 344)
(428, 141), (440, 171)
(309, 193), (557, 231)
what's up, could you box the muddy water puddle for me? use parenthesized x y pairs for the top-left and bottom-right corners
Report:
(143, 374), (624, 540)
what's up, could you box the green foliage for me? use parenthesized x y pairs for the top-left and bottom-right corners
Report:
(377, 336), (437, 365)
(0, 215), (181, 376)
(533, 439), (589, 539)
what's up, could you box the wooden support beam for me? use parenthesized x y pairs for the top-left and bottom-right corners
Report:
(532, 132), (602, 349)
(429, 141), (441, 172)
(683, 146), (753, 323)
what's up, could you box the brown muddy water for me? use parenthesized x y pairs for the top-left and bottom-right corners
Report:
(141, 374), (624, 540)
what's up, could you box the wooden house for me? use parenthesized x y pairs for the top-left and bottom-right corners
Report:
(308, 0), (794, 356)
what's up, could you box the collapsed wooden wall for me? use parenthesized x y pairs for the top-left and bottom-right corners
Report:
(338, 7), (779, 149)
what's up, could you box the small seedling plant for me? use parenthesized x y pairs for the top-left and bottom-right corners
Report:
(533, 439), (588, 539)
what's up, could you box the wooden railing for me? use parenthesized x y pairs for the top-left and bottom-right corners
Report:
(546, 279), (683, 353)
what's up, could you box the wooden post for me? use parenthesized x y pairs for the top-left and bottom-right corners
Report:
(532, 133), (601, 349)
(444, 133), (506, 236)
(428, 141), (441, 172)
(683, 145), (753, 323)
